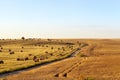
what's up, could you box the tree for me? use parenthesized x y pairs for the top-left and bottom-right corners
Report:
(21, 37), (25, 40)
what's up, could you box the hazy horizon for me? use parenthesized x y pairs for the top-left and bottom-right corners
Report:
(0, 0), (120, 39)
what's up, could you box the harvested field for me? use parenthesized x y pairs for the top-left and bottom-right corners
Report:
(0, 39), (120, 80)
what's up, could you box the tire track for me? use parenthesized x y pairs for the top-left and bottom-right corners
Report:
(54, 59), (84, 78)
(54, 46), (88, 78)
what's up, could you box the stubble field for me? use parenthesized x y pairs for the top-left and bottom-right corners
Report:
(0, 39), (120, 80)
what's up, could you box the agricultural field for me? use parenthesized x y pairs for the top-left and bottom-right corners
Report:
(0, 39), (120, 80)
(0, 39), (82, 74)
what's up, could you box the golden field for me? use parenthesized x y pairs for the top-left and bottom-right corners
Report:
(0, 39), (80, 74)
(0, 39), (120, 80)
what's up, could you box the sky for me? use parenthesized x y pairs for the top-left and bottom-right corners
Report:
(0, 0), (120, 39)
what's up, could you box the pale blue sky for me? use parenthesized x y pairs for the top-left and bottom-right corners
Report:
(0, 0), (120, 38)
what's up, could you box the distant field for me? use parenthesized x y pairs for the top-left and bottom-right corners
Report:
(1, 39), (120, 80)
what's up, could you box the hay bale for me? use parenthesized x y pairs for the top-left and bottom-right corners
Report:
(9, 49), (11, 52)
(9, 51), (14, 54)
(20, 50), (23, 52)
(0, 60), (4, 64)
(33, 56), (37, 60)
(33, 58), (39, 62)
(28, 54), (32, 56)
(1, 47), (3, 49)
(0, 50), (2, 52)
(25, 57), (29, 60)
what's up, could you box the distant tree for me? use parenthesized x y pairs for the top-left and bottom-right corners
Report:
(21, 37), (25, 40)
(47, 38), (51, 41)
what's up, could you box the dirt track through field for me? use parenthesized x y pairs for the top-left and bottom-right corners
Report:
(54, 61), (82, 77)
(0, 48), (81, 78)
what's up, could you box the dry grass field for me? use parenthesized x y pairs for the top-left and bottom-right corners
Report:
(0, 39), (81, 74)
(0, 39), (120, 80)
